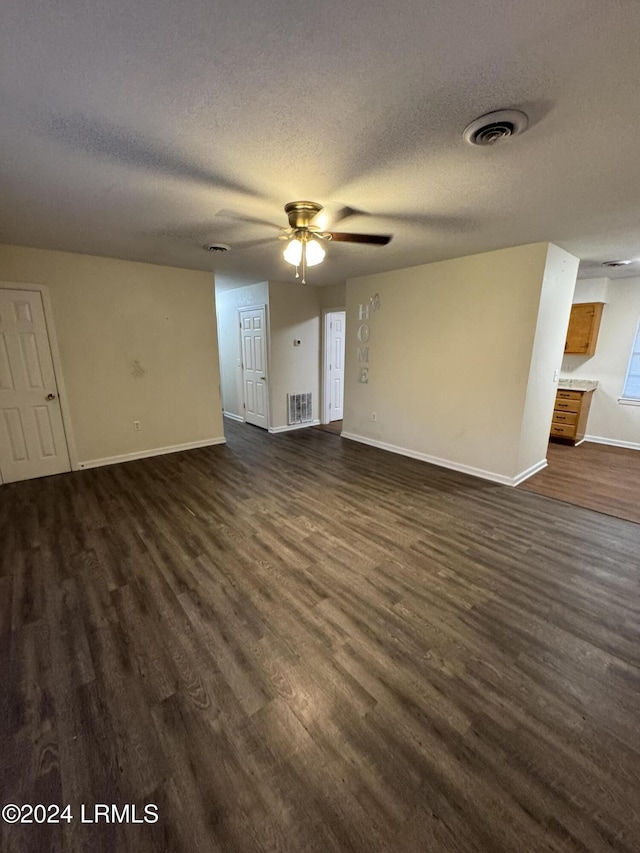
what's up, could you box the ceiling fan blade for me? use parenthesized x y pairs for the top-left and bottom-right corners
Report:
(328, 232), (392, 245)
(216, 209), (282, 230)
(232, 237), (277, 250)
(329, 205), (364, 226)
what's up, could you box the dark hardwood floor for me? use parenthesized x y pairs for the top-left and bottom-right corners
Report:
(312, 420), (343, 435)
(519, 440), (640, 525)
(1, 420), (640, 852)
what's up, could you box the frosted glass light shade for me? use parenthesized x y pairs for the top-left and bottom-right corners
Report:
(305, 238), (325, 266)
(283, 238), (303, 265)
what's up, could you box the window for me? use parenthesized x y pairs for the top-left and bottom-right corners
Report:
(621, 318), (640, 401)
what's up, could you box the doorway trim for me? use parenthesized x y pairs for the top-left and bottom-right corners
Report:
(238, 303), (270, 430)
(322, 306), (346, 425)
(0, 280), (79, 473)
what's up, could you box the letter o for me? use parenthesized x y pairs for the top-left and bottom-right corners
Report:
(357, 324), (371, 343)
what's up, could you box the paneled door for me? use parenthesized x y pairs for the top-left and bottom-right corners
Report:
(239, 306), (268, 429)
(328, 311), (345, 421)
(0, 288), (71, 483)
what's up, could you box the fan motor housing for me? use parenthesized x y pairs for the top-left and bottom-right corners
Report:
(284, 201), (323, 229)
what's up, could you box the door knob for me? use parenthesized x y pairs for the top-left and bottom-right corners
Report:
(260, 376), (266, 381)
(46, 393), (56, 401)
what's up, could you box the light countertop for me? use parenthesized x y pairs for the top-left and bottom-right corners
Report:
(558, 378), (598, 392)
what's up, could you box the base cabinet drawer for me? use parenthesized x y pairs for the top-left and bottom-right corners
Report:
(550, 388), (594, 445)
(556, 389), (583, 401)
(552, 410), (577, 426)
(551, 422), (577, 439)
(554, 399), (581, 413)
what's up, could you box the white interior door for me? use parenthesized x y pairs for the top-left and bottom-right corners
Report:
(0, 288), (71, 483)
(328, 311), (345, 421)
(239, 306), (268, 429)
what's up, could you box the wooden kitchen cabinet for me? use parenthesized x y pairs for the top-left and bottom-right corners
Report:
(564, 302), (604, 355)
(549, 388), (594, 445)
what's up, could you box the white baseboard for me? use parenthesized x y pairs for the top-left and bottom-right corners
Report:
(585, 434), (640, 451)
(512, 458), (548, 485)
(78, 437), (226, 470)
(341, 431), (533, 486)
(268, 420), (320, 434)
(223, 411), (245, 423)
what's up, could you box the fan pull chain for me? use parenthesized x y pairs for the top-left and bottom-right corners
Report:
(301, 242), (307, 285)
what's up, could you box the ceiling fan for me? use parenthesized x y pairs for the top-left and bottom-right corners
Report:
(275, 201), (392, 284)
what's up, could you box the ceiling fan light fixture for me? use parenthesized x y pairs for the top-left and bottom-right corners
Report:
(283, 235), (326, 268)
(283, 238), (303, 266)
(279, 200), (391, 283)
(305, 237), (326, 267)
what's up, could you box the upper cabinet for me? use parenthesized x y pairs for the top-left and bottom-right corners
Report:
(564, 302), (604, 355)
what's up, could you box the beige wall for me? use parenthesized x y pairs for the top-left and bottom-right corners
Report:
(343, 243), (572, 484)
(215, 282), (269, 419)
(516, 244), (579, 473)
(0, 243), (223, 465)
(268, 282), (322, 429)
(318, 282), (346, 309)
(562, 277), (640, 448)
(567, 277), (609, 303)
(214, 280), (324, 430)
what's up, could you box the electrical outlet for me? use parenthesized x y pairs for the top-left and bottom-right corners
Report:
(134, 420), (141, 431)
(371, 412), (377, 422)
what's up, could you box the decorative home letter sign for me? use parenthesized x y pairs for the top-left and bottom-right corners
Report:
(356, 293), (380, 383)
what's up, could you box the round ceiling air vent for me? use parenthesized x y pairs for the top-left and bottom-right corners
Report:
(602, 259), (632, 268)
(463, 109), (529, 146)
(204, 243), (231, 252)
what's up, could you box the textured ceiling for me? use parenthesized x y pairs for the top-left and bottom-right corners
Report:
(2, 0), (640, 286)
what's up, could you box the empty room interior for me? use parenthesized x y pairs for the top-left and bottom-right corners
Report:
(2, 2), (640, 851)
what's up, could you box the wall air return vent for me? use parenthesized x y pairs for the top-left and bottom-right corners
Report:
(288, 392), (312, 425)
